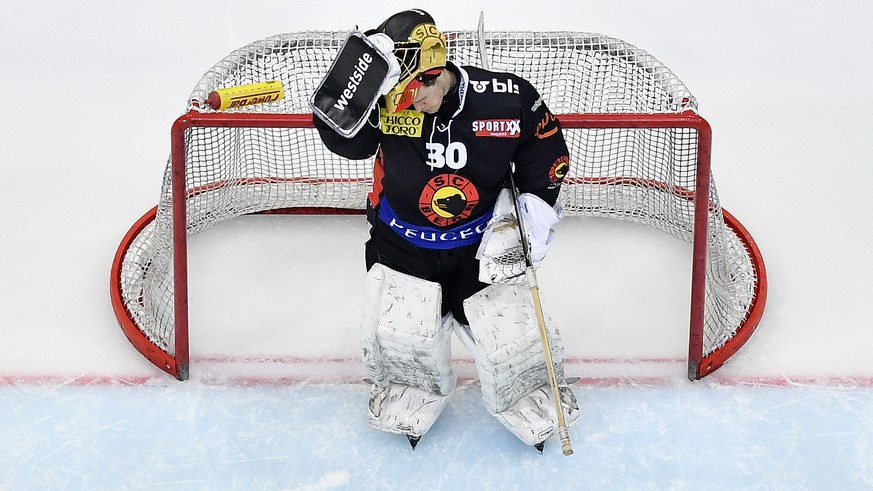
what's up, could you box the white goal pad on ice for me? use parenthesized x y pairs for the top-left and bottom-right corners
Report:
(110, 29), (767, 381)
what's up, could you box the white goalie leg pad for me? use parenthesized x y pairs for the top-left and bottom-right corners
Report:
(361, 263), (455, 438)
(491, 384), (580, 446)
(459, 283), (580, 445)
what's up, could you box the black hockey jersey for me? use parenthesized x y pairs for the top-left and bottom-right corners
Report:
(314, 62), (570, 251)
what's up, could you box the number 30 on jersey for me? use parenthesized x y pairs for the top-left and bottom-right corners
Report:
(426, 142), (468, 170)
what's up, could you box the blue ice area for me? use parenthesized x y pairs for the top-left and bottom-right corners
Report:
(3, 380), (872, 490)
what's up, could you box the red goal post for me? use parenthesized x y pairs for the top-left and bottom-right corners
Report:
(110, 30), (767, 381)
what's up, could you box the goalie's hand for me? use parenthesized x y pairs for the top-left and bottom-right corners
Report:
(366, 33), (401, 96)
(477, 189), (563, 284)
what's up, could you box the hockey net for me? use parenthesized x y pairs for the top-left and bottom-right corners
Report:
(110, 30), (767, 381)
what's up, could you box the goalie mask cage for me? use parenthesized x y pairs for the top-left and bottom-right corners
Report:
(110, 30), (767, 381)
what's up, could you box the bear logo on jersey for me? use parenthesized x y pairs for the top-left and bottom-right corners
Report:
(418, 174), (480, 226)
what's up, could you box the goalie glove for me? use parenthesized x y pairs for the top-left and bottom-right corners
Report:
(476, 189), (563, 284)
(309, 31), (401, 138)
(365, 33), (401, 96)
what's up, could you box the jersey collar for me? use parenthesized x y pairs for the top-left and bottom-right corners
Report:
(450, 61), (469, 119)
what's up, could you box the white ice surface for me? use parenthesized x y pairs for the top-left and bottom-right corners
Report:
(2, 1), (873, 489)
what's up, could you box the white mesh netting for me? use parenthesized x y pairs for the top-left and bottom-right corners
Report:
(116, 31), (759, 372)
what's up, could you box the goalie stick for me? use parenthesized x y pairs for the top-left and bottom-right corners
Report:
(479, 11), (573, 456)
(508, 164), (574, 456)
(477, 12), (490, 70)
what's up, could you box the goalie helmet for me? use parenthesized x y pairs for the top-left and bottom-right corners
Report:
(368, 9), (448, 113)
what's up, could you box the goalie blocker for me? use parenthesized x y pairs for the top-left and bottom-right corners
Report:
(310, 31), (395, 138)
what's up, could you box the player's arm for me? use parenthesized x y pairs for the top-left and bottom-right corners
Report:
(477, 79), (569, 284)
(511, 78), (570, 206)
(312, 107), (381, 160)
